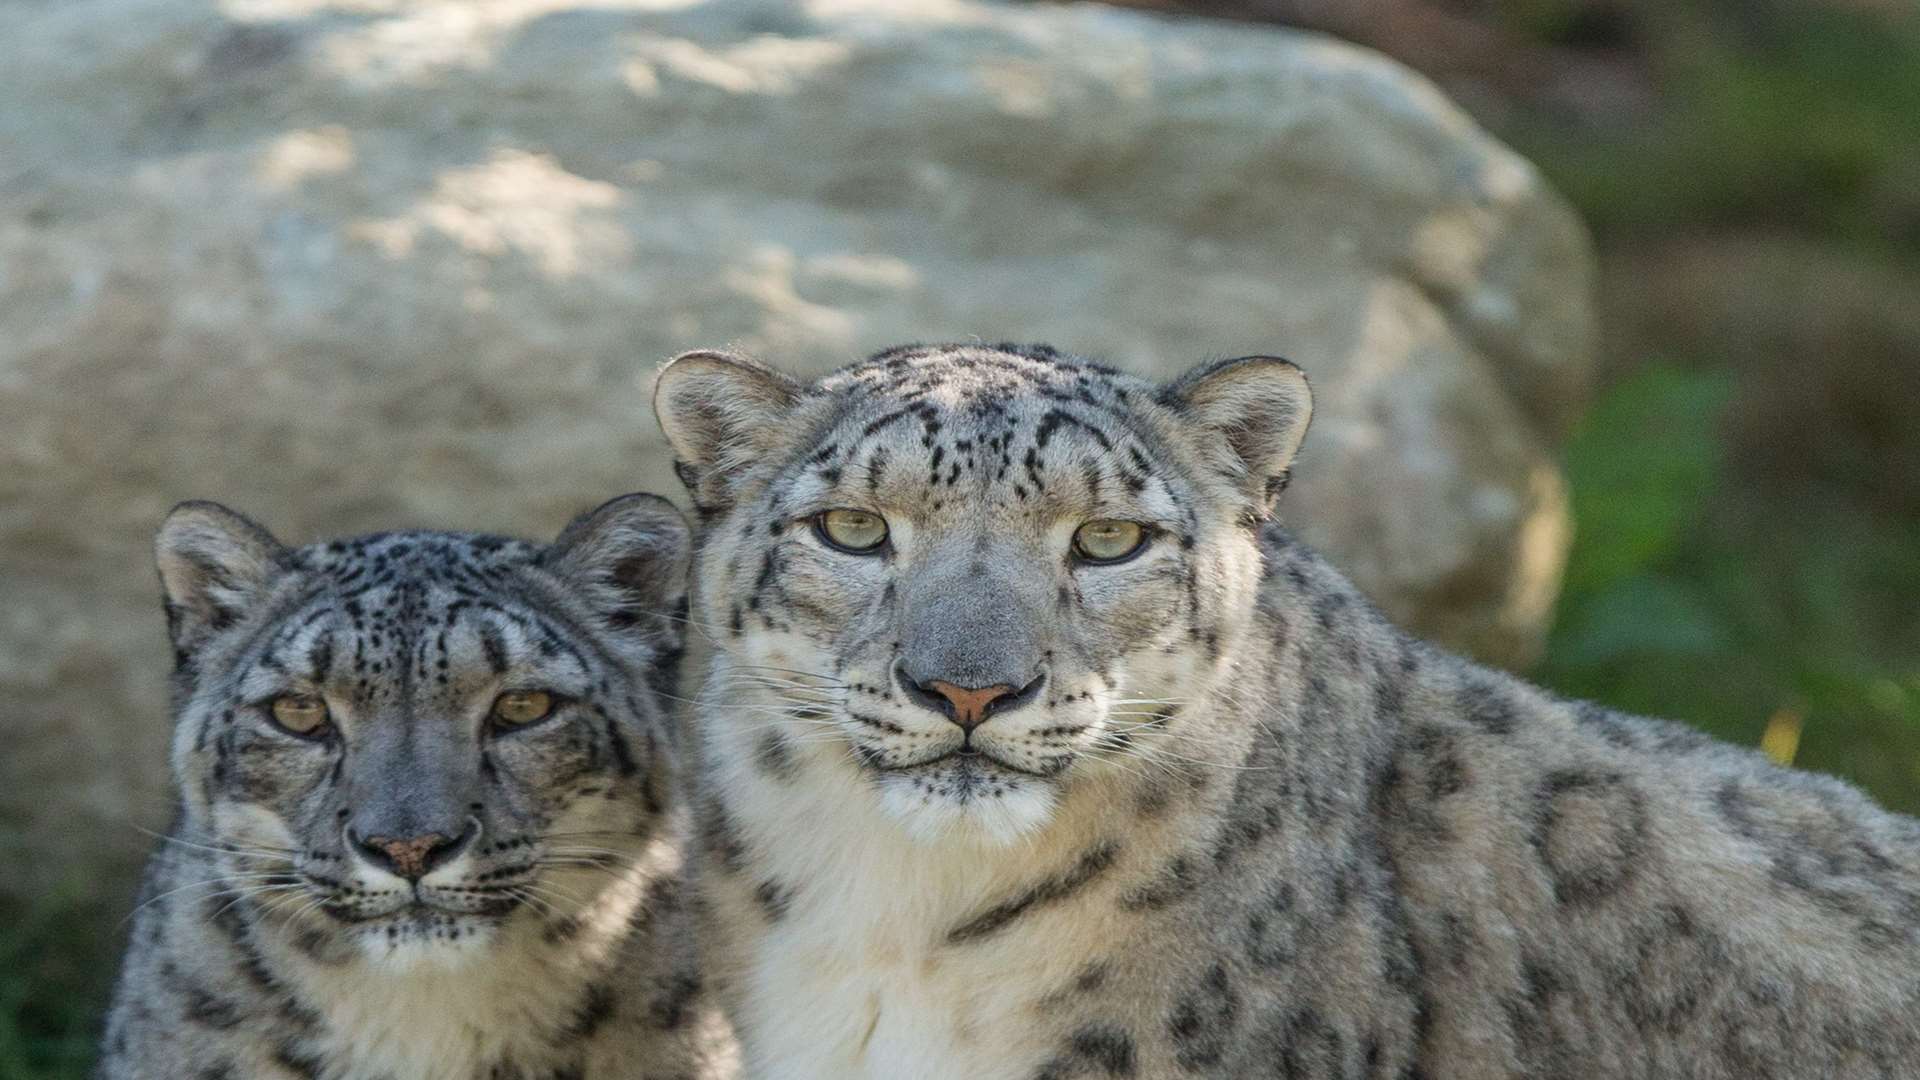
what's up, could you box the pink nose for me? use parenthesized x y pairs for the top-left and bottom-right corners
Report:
(922, 680), (1017, 731)
(355, 832), (458, 879)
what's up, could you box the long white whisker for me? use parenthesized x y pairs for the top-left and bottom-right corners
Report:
(133, 827), (298, 859)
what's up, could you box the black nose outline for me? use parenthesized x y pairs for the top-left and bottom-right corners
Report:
(347, 818), (479, 881)
(894, 662), (1048, 732)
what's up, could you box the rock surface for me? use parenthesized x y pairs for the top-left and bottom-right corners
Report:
(0, 0), (1593, 902)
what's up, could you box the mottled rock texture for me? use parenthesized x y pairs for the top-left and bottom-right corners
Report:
(0, 0), (1592, 901)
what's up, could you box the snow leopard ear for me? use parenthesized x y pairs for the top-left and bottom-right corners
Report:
(1159, 355), (1313, 516)
(542, 493), (691, 663)
(155, 501), (290, 663)
(652, 349), (805, 516)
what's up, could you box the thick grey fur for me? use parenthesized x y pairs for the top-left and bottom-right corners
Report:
(655, 342), (1920, 1079)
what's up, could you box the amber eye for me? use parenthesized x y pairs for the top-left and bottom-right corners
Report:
(815, 509), (889, 553)
(268, 695), (331, 736)
(491, 690), (555, 729)
(1071, 520), (1148, 564)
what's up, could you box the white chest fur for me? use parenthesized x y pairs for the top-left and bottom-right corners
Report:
(277, 842), (669, 1080)
(714, 736), (1125, 1080)
(309, 967), (523, 1080)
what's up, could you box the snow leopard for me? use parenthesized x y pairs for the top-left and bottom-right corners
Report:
(652, 342), (1920, 1079)
(98, 496), (739, 1080)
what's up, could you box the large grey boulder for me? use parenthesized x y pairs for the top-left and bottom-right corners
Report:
(0, 0), (1593, 902)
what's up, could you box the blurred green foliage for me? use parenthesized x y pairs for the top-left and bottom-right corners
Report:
(1503, 0), (1920, 812)
(1540, 364), (1920, 813)
(1526, 3), (1920, 254)
(0, 894), (113, 1080)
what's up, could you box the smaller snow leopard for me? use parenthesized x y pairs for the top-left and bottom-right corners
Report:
(98, 496), (738, 1080)
(653, 342), (1920, 1080)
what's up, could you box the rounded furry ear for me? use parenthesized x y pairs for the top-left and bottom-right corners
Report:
(1159, 355), (1313, 514)
(154, 501), (289, 662)
(542, 494), (692, 660)
(652, 349), (803, 515)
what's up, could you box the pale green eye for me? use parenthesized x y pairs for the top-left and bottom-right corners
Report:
(1072, 520), (1148, 564)
(491, 690), (555, 728)
(269, 694), (331, 736)
(816, 509), (889, 553)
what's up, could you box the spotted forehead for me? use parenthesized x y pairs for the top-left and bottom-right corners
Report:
(296, 531), (541, 589)
(819, 343), (1149, 411)
(784, 345), (1185, 521)
(228, 530), (600, 695)
(282, 531), (558, 656)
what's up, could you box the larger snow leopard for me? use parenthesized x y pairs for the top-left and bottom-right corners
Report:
(653, 342), (1920, 1080)
(98, 497), (738, 1079)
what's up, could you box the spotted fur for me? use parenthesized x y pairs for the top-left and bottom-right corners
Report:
(655, 342), (1920, 1079)
(98, 497), (738, 1080)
